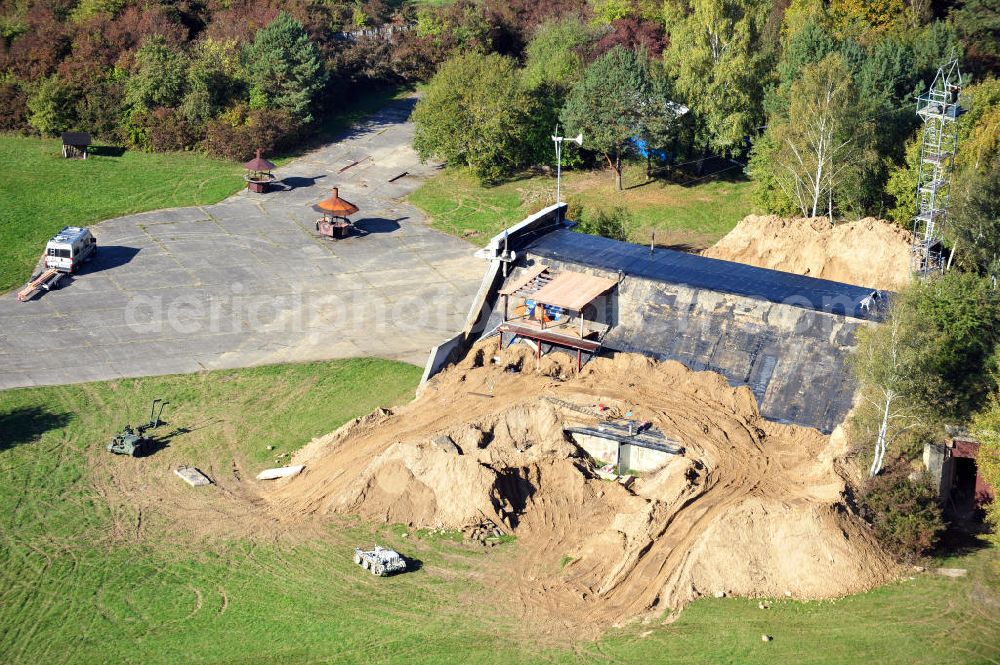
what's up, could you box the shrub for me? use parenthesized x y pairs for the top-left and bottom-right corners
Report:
(203, 106), (301, 161)
(389, 33), (451, 83)
(971, 397), (1000, 546)
(27, 75), (77, 136)
(576, 206), (630, 242)
(74, 78), (125, 143)
(412, 51), (542, 183)
(125, 36), (189, 112)
(0, 80), (30, 132)
(146, 108), (200, 152)
(857, 462), (945, 559)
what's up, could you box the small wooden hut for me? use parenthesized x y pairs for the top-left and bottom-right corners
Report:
(313, 187), (359, 239)
(243, 148), (277, 193)
(61, 132), (91, 159)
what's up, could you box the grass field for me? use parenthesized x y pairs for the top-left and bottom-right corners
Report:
(0, 86), (405, 294)
(408, 163), (753, 250)
(1, 360), (998, 664)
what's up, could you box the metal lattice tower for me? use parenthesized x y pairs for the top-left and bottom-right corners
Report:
(911, 58), (965, 277)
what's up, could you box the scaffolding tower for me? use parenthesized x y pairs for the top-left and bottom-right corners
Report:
(911, 58), (966, 277)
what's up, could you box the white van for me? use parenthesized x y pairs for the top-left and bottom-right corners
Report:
(45, 226), (97, 273)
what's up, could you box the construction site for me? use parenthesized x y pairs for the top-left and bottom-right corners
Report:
(2, 55), (996, 662)
(243, 203), (915, 632)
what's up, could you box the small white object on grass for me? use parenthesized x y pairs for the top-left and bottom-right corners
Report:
(256, 465), (305, 480)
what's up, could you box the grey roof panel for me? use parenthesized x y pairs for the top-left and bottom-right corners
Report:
(526, 229), (888, 321)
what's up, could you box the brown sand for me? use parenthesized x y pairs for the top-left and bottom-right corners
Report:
(267, 341), (897, 629)
(703, 215), (912, 291)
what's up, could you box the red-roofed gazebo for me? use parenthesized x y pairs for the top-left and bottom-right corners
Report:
(243, 148), (277, 193)
(313, 187), (359, 239)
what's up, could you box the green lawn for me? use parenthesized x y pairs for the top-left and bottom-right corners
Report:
(0, 137), (243, 293)
(408, 163), (753, 250)
(1, 360), (997, 664)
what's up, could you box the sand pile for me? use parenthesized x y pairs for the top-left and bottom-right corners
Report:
(703, 215), (912, 291)
(268, 342), (896, 628)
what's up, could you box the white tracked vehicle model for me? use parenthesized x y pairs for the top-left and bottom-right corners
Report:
(353, 545), (406, 576)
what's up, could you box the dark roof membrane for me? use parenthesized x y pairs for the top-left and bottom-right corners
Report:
(526, 229), (888, 321)
(61, 132), (91, 146)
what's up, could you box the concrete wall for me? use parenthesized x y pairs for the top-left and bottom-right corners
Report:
(923, 442), (954, 497)
(420, 332), (466, 386)
(568, 432), (675, 473)
(421, 204), (568, 386)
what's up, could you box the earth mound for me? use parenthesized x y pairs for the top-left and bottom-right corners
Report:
(703, 215), (912, 291)
(268, 341), (896, 628)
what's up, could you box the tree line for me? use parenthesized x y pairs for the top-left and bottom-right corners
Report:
(411, 0), (996, 213)
(0, 0), (604, 158)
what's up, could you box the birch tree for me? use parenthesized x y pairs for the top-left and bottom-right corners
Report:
(770, 53), (871, 219)
(852, 314), (921, 477)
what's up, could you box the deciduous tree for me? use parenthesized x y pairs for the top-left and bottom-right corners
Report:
(756, 53), (875, 219)
(125, 36), (189, 112)
(522, 16), (591, 92)
(412, 52), (540, 183)
(27, 75), (77, 136)
(971, 396), (1000, 546)
(663, 0), (771, 155)
(182, 38), (243, 125)
(950, 157), (1000, 275)
(852, 313), (922, 477)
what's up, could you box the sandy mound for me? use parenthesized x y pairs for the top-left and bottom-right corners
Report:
(703, 215), (912, 291)
(268, 342), (896, 628)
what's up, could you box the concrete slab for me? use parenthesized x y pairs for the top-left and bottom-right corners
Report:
(0, 98), (482, 390)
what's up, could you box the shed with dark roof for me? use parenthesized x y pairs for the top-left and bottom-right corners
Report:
(61, 132), (92, 159)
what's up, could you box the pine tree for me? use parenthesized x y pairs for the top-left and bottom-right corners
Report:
(242, 12), (326, 125)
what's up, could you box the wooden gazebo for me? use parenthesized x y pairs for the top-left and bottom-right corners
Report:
(313, 187), (359, 239)
(61, 132), (91, 159)
(497, 265), (617, 370)
(243, 149), (277, 193)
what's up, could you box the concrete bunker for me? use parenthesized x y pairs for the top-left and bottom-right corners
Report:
(425, 203), (890, 434)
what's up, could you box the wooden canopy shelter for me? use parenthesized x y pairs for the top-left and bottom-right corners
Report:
(243, 148), (277, 193)
(531, 271), (619, 312)
(497, 266), (618, 370)
(312, 187), (359, 239)
(61, 132), (91, 159)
